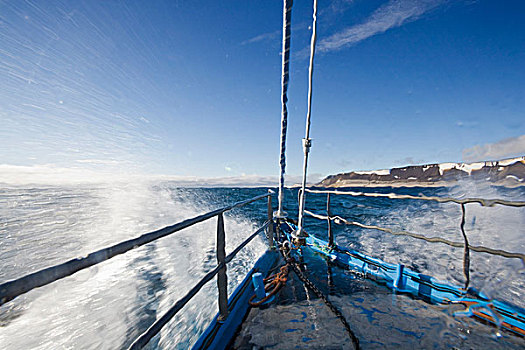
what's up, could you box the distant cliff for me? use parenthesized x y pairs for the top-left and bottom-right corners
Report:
(318, 156), (525, 188)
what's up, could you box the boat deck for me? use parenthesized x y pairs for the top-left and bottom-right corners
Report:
(232, 249), (524, 349)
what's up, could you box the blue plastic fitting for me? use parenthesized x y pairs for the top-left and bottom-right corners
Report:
(252, 272), (266, 300)
(394, 264), (405, 289)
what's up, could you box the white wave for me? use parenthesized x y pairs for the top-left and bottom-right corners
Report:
(0, 184), (267, 349)
(351, 181), (524, 310)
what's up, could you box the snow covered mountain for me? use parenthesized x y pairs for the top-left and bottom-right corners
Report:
(318, 156), (525, 187)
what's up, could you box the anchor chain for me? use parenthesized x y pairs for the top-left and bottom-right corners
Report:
(286, 256), (360, 350)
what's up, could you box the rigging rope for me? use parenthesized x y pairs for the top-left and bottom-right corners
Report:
(304, 209), (525, 263)
(277, 0), (293, 217)
(304, 188), (525, 208)
(296, 0), (318, 237)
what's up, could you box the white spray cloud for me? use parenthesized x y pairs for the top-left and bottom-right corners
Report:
(318, 0), (446, 52)
(463, 134), (525, 162)
(0, 164), (323, 187)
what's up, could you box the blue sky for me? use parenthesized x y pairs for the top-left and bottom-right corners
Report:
(1, 0), (524, 182)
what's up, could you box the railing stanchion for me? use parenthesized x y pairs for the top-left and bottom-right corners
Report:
(327, 193), (334, 247)
(459, 204), (470, 290)
(216, 213), (229, 321)
(267, 190), (274, 248)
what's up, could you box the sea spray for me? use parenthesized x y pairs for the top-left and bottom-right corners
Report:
(1, 185), (523, 348)
(446, 180), (525, 309)
(309, 183), (524, 310)
(0, 184), (267, 349)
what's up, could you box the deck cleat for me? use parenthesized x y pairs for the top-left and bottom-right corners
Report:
(249, 272), (275, 306)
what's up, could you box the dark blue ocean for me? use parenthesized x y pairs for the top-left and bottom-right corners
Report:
(0, 183), (524, 349)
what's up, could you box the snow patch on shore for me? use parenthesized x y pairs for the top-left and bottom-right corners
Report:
(438, 156), (524, 176)
(438, 163), (457, 175)
(499, 157), (524, 166)
(354, 169), (391, 176)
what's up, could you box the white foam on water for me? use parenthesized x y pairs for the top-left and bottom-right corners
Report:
(350, 181), (524, 310)
(0, 184), (267, 349)
(149, 186), (266, 348)
(445, 181), (525, 306)
(0, 183), (147, 349)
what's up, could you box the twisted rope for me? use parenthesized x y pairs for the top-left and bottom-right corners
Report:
(277, 0), (293, 216)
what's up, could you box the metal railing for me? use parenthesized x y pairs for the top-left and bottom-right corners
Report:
(0, 190), (276, 349)
(300, 188), (525, 288)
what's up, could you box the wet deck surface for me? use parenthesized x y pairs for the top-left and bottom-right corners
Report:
(233, 252), (524, 349)
(234, 297), (353, 349)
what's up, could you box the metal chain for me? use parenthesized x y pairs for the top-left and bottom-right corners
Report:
(288, 258), (360, 349)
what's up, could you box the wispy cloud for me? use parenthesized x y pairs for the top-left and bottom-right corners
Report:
(455, 120), (479, 128)
(241, 23), (309, 46)
(76, 159), (123, 165)
(322, 0), (355, 16)
(318, 0), (446, 53)
(241, 30), (281, 46)
(463, 135), (525, 162)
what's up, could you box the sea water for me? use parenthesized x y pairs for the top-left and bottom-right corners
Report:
(0, 183), (523, 349)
